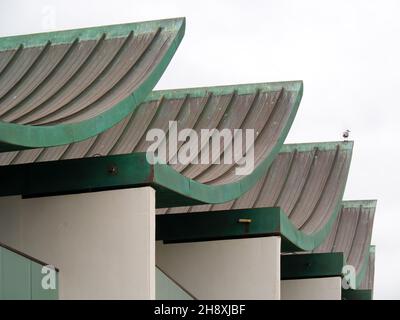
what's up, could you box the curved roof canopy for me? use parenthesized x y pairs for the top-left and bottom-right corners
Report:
(159, 141), (353, 251)
(314, 200), (376, 287)
(281, 201), (376, 298)
(0, 17), (185, 151)
(0, 81), (302, 206)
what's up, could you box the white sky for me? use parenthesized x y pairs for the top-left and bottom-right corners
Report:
(0, 0), (399, 299)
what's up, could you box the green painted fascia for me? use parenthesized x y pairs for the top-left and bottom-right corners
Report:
(342, 199), (377, 209)
(0, 17), (184, 51)
(280, 140), (354, 153)
(146, 80), (302, 101)
(156, 207), (282, 243)
(0, 153), (154, 197)
(0, 144), (350, 252)
(279, 210), (332, 252)
(350, 201), (376, 289)
(281, 146), (354, 252)
(281, 252), (345, 280)
(151, 82), (303, 205)
(0, 81), (302, 206)
(342, 289), (372, 300)
(0, 18), (185, 152)
(156, 207), (347, 252)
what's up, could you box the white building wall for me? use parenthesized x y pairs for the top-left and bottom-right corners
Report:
(0, 187), (155, 300)
(281, 277), (342, 300)
(156, 236), (281, 300)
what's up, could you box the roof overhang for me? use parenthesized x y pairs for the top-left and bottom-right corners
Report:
(156, 207), (348, 252)
(0, 18), (185, 151)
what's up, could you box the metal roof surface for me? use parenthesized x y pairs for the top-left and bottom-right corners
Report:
(313, 200), (376, 285)
(161, 141), (352, 244)
(0, 18), (185, 151)
(0, 81), (303, 205)
(360, 245), (375, 290)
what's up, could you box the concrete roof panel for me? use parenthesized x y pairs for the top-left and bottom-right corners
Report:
(0, 18), (185, 151)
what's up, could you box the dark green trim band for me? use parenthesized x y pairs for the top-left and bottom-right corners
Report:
(281, 252), (344, 280)
(342, 289), (372, 300)
(156, 207), (343, 252)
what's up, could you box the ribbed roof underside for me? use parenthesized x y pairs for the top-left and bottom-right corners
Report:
(161, 141), (352, 237)
(359, 246), (375, 290)
(0, 18), (185, 150)
(314, 200), (376, 274)
(0, 81), (302, 188)
(0, 30), (164, 125)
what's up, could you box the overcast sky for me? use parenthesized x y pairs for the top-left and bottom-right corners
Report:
(0, 0), (399, 299)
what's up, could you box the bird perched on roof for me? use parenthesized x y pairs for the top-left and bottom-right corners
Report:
(342, 129), (350, 141)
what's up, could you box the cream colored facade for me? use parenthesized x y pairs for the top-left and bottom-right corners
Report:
(281, 277), (342, 300)
(0, 187), (155, 299)
(156, 236), (281, 299)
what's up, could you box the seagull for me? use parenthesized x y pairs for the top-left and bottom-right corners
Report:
(342, 129), (350, 141)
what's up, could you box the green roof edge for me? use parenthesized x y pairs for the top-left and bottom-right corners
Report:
(0, 17), (185, 51)
(152, 81), (303, 205)
(280, 140), (354, 153)
(0, 18), (186, 152)
(342, 289), (372, 300)
(281, 252), (345, 280)
(156, 206), (353, 253)
(279, 143), (354, 251)
(370, 245), (376, 254)
(146, 80), (303, 101)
